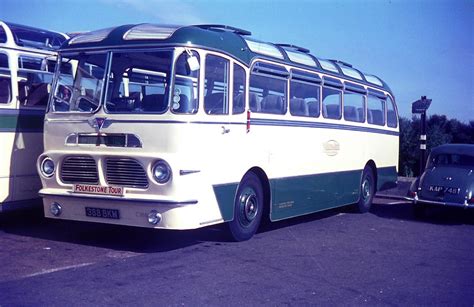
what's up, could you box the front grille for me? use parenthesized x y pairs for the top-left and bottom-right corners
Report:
(105, 158), (148, 188)
(61, 156), (99, 184)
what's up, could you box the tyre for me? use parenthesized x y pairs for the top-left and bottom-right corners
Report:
(356, 166), (375, 213)
(228, 172), (264, 241)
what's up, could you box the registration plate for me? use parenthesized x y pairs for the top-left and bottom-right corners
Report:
(73, 184), (124, 196)
(428, 185), (460, 194)
(85, 207), (120, 220)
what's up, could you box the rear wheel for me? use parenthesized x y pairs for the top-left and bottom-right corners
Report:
(228, 172), (263, 241)
(356, 166), (375, 213)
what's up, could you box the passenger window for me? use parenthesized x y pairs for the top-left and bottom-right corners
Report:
(204, 55), (229, 115)
(386, 96), (398, 128)
(343, 92), (365, 123)
(289, 80), (320, 117)
(172, 51), (200, 114)
(17, 56), (56, 109)
(249, 74), (287, 115)
(0, 53), (11, 104)
(367, 95), (386, 126)
(232, 64), (246, 114)
(0, 26), (7, 43)
(322, 87), (342, 119)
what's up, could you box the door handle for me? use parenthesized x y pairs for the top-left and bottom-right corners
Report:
(221, 126), (230, 134)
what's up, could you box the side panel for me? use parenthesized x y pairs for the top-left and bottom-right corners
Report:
(0, 109), (44, 204)
(270, 170), (361, 221)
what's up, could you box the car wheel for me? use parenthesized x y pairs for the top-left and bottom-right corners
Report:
(228, 172), (263, 241)
(356, 166), (375, 213)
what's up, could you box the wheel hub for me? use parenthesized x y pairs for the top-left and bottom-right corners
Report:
(362, 179), (371, 200)
(239, 188), (258, 225)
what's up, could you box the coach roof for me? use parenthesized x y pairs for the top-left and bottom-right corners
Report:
(61, 23), (392, 93)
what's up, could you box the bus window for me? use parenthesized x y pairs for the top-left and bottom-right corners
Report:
(0, 53), (11, 103)
(172, 50), (199, 114)
(249, 72), (287, 115)
(17, 56), (55, 109)
(232, 63), (246, 114)
(343, 92), (365, 123)
(367, 95), (385, 126)
(289, 80), (320, 117)
(0, 26), (6, 43)
(204, 55), (229, 115)
(105, 51), (173, 113)
(52, 53), (107, 112)
(386, 96), (398, 128)
(322, 87), (342, 119)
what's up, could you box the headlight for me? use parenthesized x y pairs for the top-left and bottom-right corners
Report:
(40, 157), (55, 177)
(152, 160), (172, 184)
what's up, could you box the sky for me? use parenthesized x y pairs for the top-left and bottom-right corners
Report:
(1, 0), (473, 123)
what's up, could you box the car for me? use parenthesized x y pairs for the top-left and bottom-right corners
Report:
(409, 144), (474, 216)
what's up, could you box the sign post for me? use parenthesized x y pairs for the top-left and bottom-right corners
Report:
(412, 96), (432, 175)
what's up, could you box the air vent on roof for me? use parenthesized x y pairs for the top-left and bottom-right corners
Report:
(244, 39), (284, 59)
(123, 24), (180, 40)
(195, 24), (251, 36)
(275, 44), (310, 54)
(69, 27), (114, 45)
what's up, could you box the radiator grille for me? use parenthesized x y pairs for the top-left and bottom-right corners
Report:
(105, 158), (148, 188)
(61, 156), (99, 184)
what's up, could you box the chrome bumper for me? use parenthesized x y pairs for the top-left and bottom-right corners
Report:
(414, 196), (474, 209)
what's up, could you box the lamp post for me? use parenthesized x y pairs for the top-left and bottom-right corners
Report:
(412, 96), (432, 175)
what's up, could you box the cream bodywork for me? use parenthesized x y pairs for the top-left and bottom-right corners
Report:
(38, 49), (399, 229)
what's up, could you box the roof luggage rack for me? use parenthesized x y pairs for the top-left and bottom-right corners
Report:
(275, 43), (310, 54)
(195, 24), (252, 36)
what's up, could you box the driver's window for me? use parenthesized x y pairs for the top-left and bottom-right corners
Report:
(52, 54), (106, 112)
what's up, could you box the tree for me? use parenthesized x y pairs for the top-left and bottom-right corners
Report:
(398, 115), (473, 177)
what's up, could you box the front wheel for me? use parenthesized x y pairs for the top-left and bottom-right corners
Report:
(228, 172), (264, 241)
(356, 166), (375, 213)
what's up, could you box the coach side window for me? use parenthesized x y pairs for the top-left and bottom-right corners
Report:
(18, 56), (55, 109)
(343, 92), (365, 123)
(322, 87), (342, 119)
(0, 53), (11, 104)
(204, 54), (229, 115)
(386, 96), (398, 128)
(173, 51), (200, 114)
(249, 63), (287, 115)
(290, 80), (320, 117)
(232, 64), (246, 114)
(0, 26), (7, 43)
(367, 95), (386, 126)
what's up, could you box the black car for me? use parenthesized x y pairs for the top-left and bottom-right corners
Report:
(409, 144), (474, 216)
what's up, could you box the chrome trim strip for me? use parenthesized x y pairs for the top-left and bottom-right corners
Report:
(39, 191), (198, 205)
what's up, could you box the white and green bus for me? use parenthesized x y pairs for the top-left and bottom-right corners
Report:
(37, 24), (399, 240)
(0, 21), (67, 211)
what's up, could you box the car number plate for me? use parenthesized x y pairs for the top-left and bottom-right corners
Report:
(85, 207), (120, 220)
(428, 185), (460, 194)
(73, 184), (124, 196)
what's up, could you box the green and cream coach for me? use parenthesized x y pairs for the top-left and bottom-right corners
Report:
(0, 21), (67, 211)
(37, 24), (399, 240)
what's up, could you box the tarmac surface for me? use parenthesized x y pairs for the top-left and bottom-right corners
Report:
(0, 181), (473, 305)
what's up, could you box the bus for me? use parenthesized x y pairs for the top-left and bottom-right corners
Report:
(37, 24), (399, 240)
(0, 21), (67, 211)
